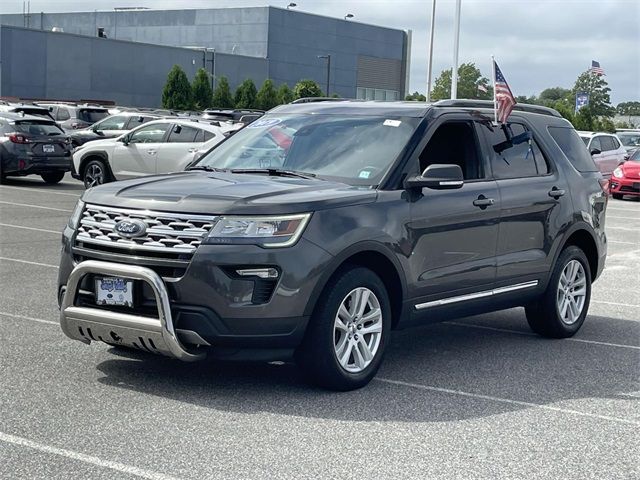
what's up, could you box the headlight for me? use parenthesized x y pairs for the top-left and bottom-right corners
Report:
(68, 199), (84, 229)
(207, 213), (311, 248)
(613, 167), (624, 179)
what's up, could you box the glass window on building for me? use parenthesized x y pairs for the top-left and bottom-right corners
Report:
(356, 88), (400, 102)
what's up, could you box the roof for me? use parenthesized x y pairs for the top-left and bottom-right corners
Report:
(272, 101), (431, 117)
(144, 118), (223, 133)
(577, 131), (617, 137)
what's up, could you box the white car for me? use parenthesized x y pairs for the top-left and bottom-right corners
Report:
(72, 119), (226, 188)
(578, 131), (628, 177)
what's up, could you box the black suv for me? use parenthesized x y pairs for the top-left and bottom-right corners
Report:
(0, 112), (72, 184)
(58, 100), (608, 390)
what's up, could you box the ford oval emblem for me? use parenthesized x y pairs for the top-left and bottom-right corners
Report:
(114, 219), (147, 238)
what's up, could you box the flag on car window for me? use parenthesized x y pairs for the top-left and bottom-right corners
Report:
(493, 60), (516, 124)
(589, 60), (605, 76)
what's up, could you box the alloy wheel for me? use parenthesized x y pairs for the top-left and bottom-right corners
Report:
(556, 259), (587, 325)
(333, 287), (383, 373)
(85, 163), (104, 188)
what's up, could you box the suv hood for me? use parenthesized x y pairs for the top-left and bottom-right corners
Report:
(81, 171), (377, 215)
(76, 137), (119, 150)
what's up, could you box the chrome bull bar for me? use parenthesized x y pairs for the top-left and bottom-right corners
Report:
(60, 260), (205, 362)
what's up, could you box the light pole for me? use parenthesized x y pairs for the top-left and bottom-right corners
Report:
(451, 0), (461, 99)
(317, 54), (331, 96)
(344, 13), (354, 20)
(426, 0), (436, 102)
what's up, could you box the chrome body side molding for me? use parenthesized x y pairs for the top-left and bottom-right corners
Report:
(414, 280), (539, 310)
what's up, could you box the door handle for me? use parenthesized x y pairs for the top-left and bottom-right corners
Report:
(548, 187), (565, 199)
(188, 148), (198, 153)
(146, 149), (157, 155)
(473, 195), (495, 208)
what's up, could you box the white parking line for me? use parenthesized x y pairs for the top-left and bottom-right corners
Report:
(0, 185), (81, 197)
(0, 223), (61, 234)
(606, 226), (640, 232)
(375, 378), (639, 426)
(0, 312), (58, 326)
(591, 299), (640, 309)
(609, 240), (639, 245)
(0, 257), (59, 269)
(607, 215), (640, 220)
(445, 321), (640, 350)
(0, 432), (183, 480)
(0, 200), (72, 212)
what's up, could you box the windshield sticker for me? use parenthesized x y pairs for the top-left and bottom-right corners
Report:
(383, 119), (401, 127)
(358, 170), (371, 179)
(248, 118), (282, 129)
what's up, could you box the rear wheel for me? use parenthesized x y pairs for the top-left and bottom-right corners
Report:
(0, 161), (6, 185)
(296, 266), (391, 391)
(82, 159), (110, 188)
(612, 193), (623, 200)
(40, 171), (65, 184)
(525, 246), (591, 338)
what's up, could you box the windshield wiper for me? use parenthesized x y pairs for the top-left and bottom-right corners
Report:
(230, 168), (318, 180)
(187, 165), (228, 172)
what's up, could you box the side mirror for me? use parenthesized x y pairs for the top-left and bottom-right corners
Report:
(404, 164), (464, 190)
(119, 135), (130, 145)
(590, 148), (601, 155)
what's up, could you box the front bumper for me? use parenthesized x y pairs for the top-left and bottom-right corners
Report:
(60, 260), (206, 361)
(610, 177), (640, 196)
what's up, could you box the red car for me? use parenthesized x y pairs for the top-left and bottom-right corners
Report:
(610, 148), (640, 199)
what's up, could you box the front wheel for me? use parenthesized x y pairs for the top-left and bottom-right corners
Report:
(82, 159), (110, 188)
(296, 266), (391, 391)
(525, 246), (591, 338)
(40, 171), (65, 184)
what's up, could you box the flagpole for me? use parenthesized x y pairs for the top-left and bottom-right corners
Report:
(450, 0), (461, 99)
(425, 0), (436, 102)
(491, 55), (497, 124)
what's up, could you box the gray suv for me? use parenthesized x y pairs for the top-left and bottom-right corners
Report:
(58, 100), (608, 390)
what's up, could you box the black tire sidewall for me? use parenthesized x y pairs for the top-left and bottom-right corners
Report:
(41, 171), (65, 184)
(83, 159), (107, 188)
(298, 266), (391, 390)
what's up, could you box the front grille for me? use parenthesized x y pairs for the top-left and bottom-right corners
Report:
(75, 204), (218, 260)
(620, 185), (640, 193)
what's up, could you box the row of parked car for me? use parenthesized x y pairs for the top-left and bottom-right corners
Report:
(0, 100), (264, 185)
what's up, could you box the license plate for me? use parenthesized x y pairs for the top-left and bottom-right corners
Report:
(95, 277), (134, 307)
(42, 144), (55, 153)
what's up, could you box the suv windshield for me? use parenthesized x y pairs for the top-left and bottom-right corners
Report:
(617, 132), (640, 147)
(79, 109), (109, 123)
(13, 120), (64, 136)
(195, 114), (420, 185)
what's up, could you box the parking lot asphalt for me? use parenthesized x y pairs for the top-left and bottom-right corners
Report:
(0, 174), (638, 480)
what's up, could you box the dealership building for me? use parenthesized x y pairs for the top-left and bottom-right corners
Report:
(0, 6), (411, 107)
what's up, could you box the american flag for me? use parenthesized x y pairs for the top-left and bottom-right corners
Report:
(589, 60), (605, 76)
(477, 83), (488, 94)
(493, 60), (516, 124)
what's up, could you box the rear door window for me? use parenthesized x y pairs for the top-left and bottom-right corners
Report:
(128, 124), (170, 143)
(547, 126), (598, 172)
(482, 122), (548, 178)
(599, 136), (615, 152)
(97, 115), (127, 130)
(56, 107), (71, 121)
(167, 125), (199, 143)
(78, 109), (109, 123)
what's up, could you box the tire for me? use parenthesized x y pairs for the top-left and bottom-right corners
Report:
(525, 245), (591, 338)
(82, 159), (110, 189)
(296, 266), (391, 391)
(40, 171), (65, 184)
(0, 161), (6, 185)
(612, 193), (623, 200)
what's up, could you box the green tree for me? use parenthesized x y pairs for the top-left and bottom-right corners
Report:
(515, 95), (538, 105)
(572, 71), (616, 118)
(538, 87), (571, 106)
(573, 105), (597, 131)
(616, 101), (640, 116)
(430, 63), (492, 101)
(211, 76), (234, 108)
(191, 68), (213, 110)
(162, 65), (192, 110)
(293, 79), (323, 99)
(405, 91), (426, 101)
(551, 99), (575, 123)
(256, 79), (279, 110)
(277, 83), (294, 104)
(234, 79), (258, 109)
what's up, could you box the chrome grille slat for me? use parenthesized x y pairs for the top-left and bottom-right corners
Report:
(75, 204), (217, 257)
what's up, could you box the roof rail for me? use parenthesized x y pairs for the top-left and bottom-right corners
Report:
(433, 99), (562, 118)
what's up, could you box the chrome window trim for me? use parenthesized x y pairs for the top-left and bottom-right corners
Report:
(414, 281), (539, 310)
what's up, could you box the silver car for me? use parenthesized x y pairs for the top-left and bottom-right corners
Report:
(578, 131), (627, 177)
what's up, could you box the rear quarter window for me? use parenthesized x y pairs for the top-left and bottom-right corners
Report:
(547, 126), (598, 172)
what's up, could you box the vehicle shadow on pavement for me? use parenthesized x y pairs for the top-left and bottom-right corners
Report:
(2, 176), (84, 192)
(94, 311), (639, 423)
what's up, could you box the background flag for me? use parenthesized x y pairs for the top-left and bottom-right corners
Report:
(477, 83), (488, 94)
(493, 60), (516, 124)
(589, 60), (605, 76)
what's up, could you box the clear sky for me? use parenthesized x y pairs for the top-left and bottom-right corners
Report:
(2, 0), (638, 104)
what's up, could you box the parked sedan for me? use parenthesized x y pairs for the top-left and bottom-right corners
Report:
(610, 148), (640, 199)
(68, 112), (160, 147)
(0, 112), (72, 184)
(578, 131), (627, 177)
(72, 119), (226, 188)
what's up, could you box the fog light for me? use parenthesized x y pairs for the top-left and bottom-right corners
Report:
(236, 268), (279, 279)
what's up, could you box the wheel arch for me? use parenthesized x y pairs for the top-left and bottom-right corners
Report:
(554, 223), (600, 281)
(304, 241), (407, 329)
(79, 151), (114, 181)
